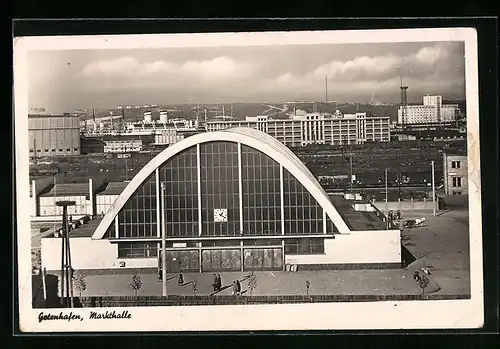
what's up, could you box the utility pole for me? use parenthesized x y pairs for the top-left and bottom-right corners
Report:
(431, 161), (436, 217)
(350, 155), (353, 190)
(160, 182), (167, 296)
(56, 200), (76, 308)
(325, 75), (328, 103)
(385, 169), (389, 214)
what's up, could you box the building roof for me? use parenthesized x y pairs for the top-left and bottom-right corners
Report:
(41, 217), (103, 239)
(329, 195), (387, 231)
(69, 217), (104, 238)
(40, 183), (89, 197)
(97, 182), (129, 196)
(91, 127), (352, 240)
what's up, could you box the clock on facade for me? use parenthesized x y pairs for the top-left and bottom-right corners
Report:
(213, 208), (228, 222)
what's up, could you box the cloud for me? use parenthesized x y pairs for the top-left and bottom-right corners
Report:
(81, 55), (252, 81)
(267, 42), (464, 99)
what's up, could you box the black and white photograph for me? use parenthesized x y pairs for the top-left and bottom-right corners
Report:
(14, 28), (483, 332)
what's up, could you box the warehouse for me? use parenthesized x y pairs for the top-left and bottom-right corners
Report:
(28, 113), (80, 157)
(41, 128), (401, 272)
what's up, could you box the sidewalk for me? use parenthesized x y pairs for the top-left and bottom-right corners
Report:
(76, 268), (426, 297)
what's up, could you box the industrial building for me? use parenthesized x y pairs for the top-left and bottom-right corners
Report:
(398, 95), (461, 125)
(28, 113), (81, 157)
(30, 177), (127, 219)
(206, 112), (390, 146)
(41, 128), (401, 273)
(443, 151), (468, 195)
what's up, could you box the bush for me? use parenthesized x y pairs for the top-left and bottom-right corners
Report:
(73, 271), (87, 297)
(130, 274), (142, 296)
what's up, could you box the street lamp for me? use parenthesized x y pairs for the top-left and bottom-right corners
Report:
(56, 200), (76, 308)
(160, 182), (167, 296)
(431, 161), (436, 217)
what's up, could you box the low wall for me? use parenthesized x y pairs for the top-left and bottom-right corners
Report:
(285, 230), (401, 266)
(373, 199), (437, 213)
(67, 294), (470, 308)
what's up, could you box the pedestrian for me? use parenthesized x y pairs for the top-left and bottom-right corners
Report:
(217, 274), (222, 291)
(212, 274), (218, 292)
(236, 279), (241, 295)
(178, 272), (184, 286)
(158, 266), (162, 282)
(232, 281), (237, 296)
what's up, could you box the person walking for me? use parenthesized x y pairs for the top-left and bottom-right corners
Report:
(212, 274), (218, 292)
(232, 281), (238, 296)
(236, 279), (241, 296)
(217, 274), (222, 291)
(178, 271), (184, 286)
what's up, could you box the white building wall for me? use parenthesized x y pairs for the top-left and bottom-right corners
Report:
(41, 237), (158, 270)
(96, 194), (120, 216)
(285, 230), (401, 265)
(39, 195), (91, 216)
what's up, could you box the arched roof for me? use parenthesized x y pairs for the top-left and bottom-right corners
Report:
(92, 127), (351, 239)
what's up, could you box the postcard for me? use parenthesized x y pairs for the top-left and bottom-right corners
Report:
(14, 27), (483, 332)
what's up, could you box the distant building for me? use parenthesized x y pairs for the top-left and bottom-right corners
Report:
(206, 112), (390, 146)
(103, 135), (143, 153)
(443, 151), (468, 195)
(29, 113), (80, 157)
(398, 95), (461, 125)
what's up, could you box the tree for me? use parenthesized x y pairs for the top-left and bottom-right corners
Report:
(73, 271), (87, 297)
(130, 274), (142, 296)
(419, 275), (429, 296)
(192, 280), (198, 296)
(248, 274), (258, 296)
(305, 280), (311, 297)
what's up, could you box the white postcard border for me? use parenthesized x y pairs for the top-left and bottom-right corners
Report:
(14, 27), (483, 332)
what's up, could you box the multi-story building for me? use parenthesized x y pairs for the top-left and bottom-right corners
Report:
(28, 113), (80, 157)
(398, 95), (461, 125)
(443, 151), (468, 195)
(206, 112), (390, 146)
(103, 135), (143, 153)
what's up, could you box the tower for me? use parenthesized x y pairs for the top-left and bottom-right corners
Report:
(325, 74), (328, 104)
(400, 76), (408, 125)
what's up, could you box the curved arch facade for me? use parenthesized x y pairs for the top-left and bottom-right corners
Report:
(92, 128), (351, 241)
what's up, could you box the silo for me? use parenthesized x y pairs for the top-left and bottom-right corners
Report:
(159, 110), (168, 123)
(144, 111), (152, 123)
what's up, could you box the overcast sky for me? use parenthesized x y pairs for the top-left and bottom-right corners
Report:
(28, 41), (465, 112)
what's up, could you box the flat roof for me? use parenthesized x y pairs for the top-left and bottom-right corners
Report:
(42, 217), (103, 239)
(329, 195), (387, 231)
(40, 183), (89, 197)
(97, 182), (128, 196)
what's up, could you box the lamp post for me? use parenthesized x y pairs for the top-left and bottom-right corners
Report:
(160, 182), (167, 296)
(385, 169), (389, 230)
(431, 160), (436, 217)
(56, 200), (76, 308)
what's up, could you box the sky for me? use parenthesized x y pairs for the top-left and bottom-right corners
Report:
(27, 41), (466, 113)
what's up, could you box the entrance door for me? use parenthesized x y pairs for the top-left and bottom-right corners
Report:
(201, 249), (241, 272)
(164, 250), (199, 273)
(243, 248), (283, 271)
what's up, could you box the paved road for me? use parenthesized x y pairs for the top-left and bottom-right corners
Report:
(401, 209), (470, 296)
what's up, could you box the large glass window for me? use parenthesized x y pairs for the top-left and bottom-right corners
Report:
(160, 147), (199, 237)
(284, 238), (325, 255)
(117, 173), (157, 238)
(201, 142), (239, 236)
(118, 242), (158, 258)
(283, 168), (324, 235)
(241, 144), (281, 235)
